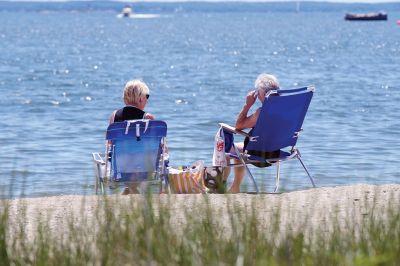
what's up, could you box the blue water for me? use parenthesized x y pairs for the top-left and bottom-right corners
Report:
(1, 3), (400, 197)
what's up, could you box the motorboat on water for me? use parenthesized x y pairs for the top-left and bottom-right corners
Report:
(121, 5), (133, 17)
(345, 12), (388, 21)
(117, 5), (159, 19)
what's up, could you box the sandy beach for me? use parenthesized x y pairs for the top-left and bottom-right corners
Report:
(4, 183), (400, 240)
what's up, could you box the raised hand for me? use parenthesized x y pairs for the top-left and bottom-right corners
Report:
(245, 90), (257, 108)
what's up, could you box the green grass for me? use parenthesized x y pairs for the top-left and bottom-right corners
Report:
(1, 193), (400, 266)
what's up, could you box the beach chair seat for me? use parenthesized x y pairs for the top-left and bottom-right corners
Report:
(92, 120), (169, 194)
(220, 86), (316, 193)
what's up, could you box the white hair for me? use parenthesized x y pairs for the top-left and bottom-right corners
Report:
(254, 74), (280, 92)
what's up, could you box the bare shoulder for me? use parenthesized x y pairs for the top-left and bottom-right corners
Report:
(109, 110), (117, 124)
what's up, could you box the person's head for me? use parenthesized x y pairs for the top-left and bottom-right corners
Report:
(254, 73), (280, 102)
(123, 79), (150, 110)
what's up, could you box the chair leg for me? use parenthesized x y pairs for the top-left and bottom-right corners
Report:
(233, 145), (259, 193)
(104, 144), (109, 183)
(95, 170), (99, 195)
(296, 154), (316, 188)
(274, 161), (281, 193)
(100, 179), (105, 194)
(162, 174), (171, 194)
(166, 181), (171, 194)
(100, 162), (106, 195)
(93, 161), (102, 195)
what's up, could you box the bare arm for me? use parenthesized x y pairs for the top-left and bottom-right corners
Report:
(235, 90), (259, 130)
(109, 110), (117, 125)
(106, 111), (117, 145)
(144, 112), (155, 120)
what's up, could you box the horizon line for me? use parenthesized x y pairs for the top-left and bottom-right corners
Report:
(1, 0), (400, 3)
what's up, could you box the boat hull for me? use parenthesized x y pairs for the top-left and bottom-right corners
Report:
(345, 12), (387, 21)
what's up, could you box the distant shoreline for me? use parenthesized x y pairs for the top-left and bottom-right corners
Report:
(1, 0), (400, 3)
(1, 1), (400, 14)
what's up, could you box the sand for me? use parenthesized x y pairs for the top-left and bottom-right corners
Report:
(4, 184), (400, 240)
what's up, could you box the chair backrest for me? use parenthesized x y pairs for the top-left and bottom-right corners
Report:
(246, 86), (314, 152)
(106, 120), (167, 182)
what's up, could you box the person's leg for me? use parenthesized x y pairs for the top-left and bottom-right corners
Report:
(223, 159), (231, 179)
(122, 183), (140, 195)
(228, 143), (245, 193)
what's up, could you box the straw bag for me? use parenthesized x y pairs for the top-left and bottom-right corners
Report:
(168, 161), (207, 194)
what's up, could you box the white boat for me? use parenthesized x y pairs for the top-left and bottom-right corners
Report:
(121, 5), (133, 17)
(117, 5), (160, 19)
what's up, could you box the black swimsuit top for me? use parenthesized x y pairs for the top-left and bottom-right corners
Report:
(113, 106), (145, 122)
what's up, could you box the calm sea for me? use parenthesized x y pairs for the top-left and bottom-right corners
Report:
(1, 2), (400, 197)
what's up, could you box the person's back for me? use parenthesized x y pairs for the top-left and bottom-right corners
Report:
(109, 79), (154, 124)
(108, 79), (155, 194)
(113, 106), (146, 122)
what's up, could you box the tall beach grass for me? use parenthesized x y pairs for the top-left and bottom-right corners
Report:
(1, 191), (400, 265)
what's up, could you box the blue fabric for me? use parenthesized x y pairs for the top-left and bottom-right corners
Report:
(223, 129), (234, 153)
(278, 86), (308, 94)
(113, 172), (150, 183)
(106, 120), (167, 183)
(106, 120), (167, 140)
(246, 89), (313, 152)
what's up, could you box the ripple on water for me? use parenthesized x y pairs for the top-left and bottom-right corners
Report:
(1, 9), (400, 197)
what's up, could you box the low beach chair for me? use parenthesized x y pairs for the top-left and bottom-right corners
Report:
(92, 120), (169, 194)
(220, 86), (316, 193)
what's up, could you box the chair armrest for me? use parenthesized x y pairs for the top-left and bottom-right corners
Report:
(92, 153), (106, 165)
(218, 123), (250, 138)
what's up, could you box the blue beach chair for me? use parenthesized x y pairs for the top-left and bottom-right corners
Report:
(220, 86), (316, 193)
(92, 120), (169, 194)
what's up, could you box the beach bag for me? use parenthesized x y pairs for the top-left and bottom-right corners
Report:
(204, 166), (227, 193)
(212, 127), (227, 166)
(168, 161), (207, 194)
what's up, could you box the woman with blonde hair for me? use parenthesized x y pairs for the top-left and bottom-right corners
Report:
(108, 79), (156, 195)
(109, 79), (155, 124)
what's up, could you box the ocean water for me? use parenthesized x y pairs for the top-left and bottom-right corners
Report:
(1, 3), (400, 197)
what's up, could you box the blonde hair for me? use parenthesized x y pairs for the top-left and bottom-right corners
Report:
(123, 80), (149, 106)
(254, 74), (280, 92)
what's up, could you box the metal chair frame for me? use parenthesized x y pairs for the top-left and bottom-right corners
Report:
(220, 86), (317, 193)
(92, 120), (169, 194)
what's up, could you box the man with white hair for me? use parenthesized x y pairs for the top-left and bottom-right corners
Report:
(227, 73), (280, 193)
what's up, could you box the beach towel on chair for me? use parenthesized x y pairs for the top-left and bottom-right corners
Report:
(168, 161), (207, 193)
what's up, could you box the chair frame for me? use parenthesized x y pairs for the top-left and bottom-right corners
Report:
(92, 120), (169, 194)
(220, 86), (316, 193)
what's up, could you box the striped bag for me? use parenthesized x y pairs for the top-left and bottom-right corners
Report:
(168, 161), (207, 194)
